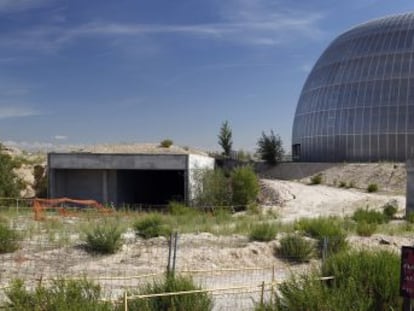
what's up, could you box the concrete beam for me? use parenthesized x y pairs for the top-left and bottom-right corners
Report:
(49, 153), (188, 170)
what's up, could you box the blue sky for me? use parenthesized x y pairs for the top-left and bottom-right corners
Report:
(1, 0), (413, 152)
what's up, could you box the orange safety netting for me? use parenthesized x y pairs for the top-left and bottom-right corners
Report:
(33, 198), (111, 221)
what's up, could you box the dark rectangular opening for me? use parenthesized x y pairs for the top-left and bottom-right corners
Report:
(292, 144), (301, 161)
(116, 170), (185, 206)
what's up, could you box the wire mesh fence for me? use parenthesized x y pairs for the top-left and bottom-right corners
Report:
(0, 203), (335, 310)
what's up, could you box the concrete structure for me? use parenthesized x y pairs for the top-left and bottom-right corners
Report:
(406, 159), (414, 215)
(292, 12), (414, 162)
(48, 146), (214, 206)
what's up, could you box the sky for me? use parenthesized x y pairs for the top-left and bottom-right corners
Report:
(1, 0), (414, 153)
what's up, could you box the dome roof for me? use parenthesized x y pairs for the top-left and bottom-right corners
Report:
(292, 12), (414, 161)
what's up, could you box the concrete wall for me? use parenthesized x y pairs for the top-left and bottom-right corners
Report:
(406, 160), (414, 215)
(187, 154), (215, 201)
(256, 162), (340, 180)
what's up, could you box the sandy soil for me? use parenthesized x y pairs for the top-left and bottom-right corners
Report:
(261, 179), (406, 222)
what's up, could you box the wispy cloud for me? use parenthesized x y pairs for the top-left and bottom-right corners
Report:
(0, 0), (54, 13)
(300, 63), (313, 73)
(0, 105), (40, 119)
(0, 1), (324, 52)
(53, 135), (67, 140)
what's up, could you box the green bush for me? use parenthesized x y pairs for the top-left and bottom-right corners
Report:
(0, 223), (19, 253)
(121, 274), (213, 311)
(367, 183), (378, 193)
(309, 174), (323, 185)
(407, 212), (414, 223)
(160, 139), (173, 148)
(346, 181), (355, 189)
(0, 146), (24, 198)
(168, 201), (197, 216)
(249, 223), (277, 242)
(294, 217), (347, 254)
(231, 166), (259, 208)
(356, 221), (377, 236)
(261, 249), (401, 311)
(352, 207), (387, 224)
(322, 250), (401, 310)
(383, 202), (398, 220)
(193, 168), (232, 208)
(134, 214), (171, 239)
(276, 234), (315, 263)
(338, 181), (347, 188)
(5, 278), (112, 311)
(84, 222), (124, 254)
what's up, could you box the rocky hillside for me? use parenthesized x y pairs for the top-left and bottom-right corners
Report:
(259, 162), (406, 195)
(3, 145), (46, 198)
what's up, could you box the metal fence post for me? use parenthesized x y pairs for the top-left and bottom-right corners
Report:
(260, 281), (265, 306)
(172, 232), (178, 276)
(124, 291), (128, 311)
(322, 237), (328, 264)
(167, 232), (173, 274)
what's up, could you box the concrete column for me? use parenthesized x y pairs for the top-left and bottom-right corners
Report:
(184, 170), (189, 205)
(48, 169), (56, 199)
(406, 160), (414, 216)
(102, 170), (108, 204)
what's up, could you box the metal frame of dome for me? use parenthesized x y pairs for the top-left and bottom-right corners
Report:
(292, 12), (414, 161)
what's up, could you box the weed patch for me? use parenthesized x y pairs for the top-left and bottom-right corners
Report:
(120, 274), (213, 311)
(276, 234), (315, 263)
(134, 214), (171, 239)
(249, 223), (277, 242)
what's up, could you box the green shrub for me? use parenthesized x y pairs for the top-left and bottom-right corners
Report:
(168, 201), (196, 216)
(0, 223), (19, 253)
(84, 222), (124, 254)
(276, 234), (315, 263)
(338, 181), (347, 188)
(309, 174), (323, 185)
(367, 183), (378, 193)
(407, 212), (414, 223)
(383, 202), (398, 220)
(134, 214), (171, 239)
(121, 274), (213, 311)
(231, 166), (259, 208)
(346, 181), (355, 189)
(0, 147), (24, 198)
(5, 278), (112, 311)
(193, 168), (232, 208)
(352, 207), (388, 224)
(160, 139), (173, 148)
(294, 217), (347, 254)
(249, 223), (277, 242)
(356, 221), (377, 236)
(261, 249), (401, 311)
(322, 250), (401, 310)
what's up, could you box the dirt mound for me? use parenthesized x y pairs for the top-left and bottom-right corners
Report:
(258, 180), (296, 206)
(260, 179), (405, 222)
(302, 163), (406, 194)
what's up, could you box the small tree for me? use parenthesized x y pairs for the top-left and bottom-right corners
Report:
(0, 145), (22, 197)
(218, 120), (233, 157)
(231, 166), (259, 207)
(256, 130), (284, 165)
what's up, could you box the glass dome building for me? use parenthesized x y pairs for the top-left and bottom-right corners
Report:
(292, 12), (414, 162)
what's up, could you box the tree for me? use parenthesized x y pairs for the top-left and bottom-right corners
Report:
(0, 145), (22, 197)
(256, 130), (284, 165)
(218, 120), (233, 157)
(231, 166), (259, 207)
